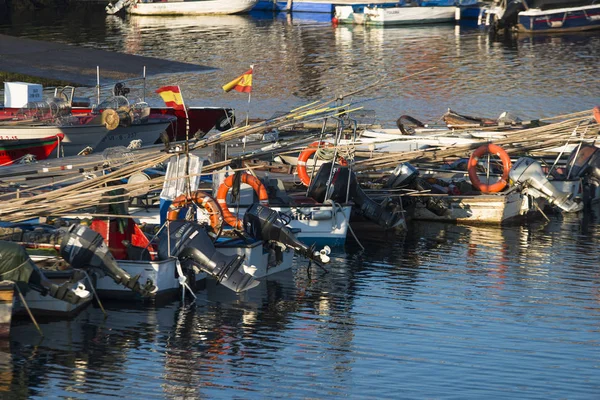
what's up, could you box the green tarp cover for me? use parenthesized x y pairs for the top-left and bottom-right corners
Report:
(0, 241), (37, 286)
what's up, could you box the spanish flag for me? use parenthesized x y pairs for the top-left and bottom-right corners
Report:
(222, 69), (253, 93)
(156, 85), (185, 110)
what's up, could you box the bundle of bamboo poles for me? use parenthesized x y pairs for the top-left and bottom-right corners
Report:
(0, 68), (438, 223)
(352, 110), (599, 172)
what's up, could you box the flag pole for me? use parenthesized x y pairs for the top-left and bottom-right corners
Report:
(245, 65), (254, 126)
(178, 85), (190, 142)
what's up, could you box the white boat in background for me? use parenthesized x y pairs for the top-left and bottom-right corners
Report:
(334, 1), (458, 26)
(478, 0), (600, 34)
(108, 0), (258, 16)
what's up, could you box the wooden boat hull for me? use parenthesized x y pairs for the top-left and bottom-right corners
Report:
(127, 0), (258, 15)
(0, 135), (61, 166)
(411, 191), (542, 224)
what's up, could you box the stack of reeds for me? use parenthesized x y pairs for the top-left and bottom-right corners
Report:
(352, 110), (599, 172)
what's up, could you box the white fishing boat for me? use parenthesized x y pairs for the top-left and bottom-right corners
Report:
(107, 0), (258, 16)
(334, 1), (458, 26)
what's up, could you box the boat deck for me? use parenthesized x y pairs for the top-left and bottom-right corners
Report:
(0, 34), (214, 86)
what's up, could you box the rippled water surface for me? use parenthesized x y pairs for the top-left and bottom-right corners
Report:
(1, 5), (600, 399)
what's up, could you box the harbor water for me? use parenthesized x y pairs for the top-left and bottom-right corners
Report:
(1, 5), (600, 399)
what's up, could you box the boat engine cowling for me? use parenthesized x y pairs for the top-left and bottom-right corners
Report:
(158, 221), (259, 293)
(509, 157), (583, 213)
(243, 203), (330, 264)
(60, 224), (157, 296)
(307, 162), (405, 229)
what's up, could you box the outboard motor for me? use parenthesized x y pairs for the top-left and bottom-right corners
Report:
(509, 157), (583, 213)
(307, 162), (405, 229)
(243, 203), (331, 264)
(60, 224), (157, 296)
(0, 240), (90, 305)
(386, 162), (449, 217)
(158, 221), (259, 293)
(497, 0), (527, 30)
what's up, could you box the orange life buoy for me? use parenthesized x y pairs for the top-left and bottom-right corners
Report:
(593, 106), (600, 124)
(467, 143), (512, 194)
(216, 172), (269, 229)
(167, 190), (223, 234)
(297, 141), (348, 186)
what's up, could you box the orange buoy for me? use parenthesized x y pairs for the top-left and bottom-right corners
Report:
(216, 172), (268, 229)
(296, 141), (347, 186)
(593, 106), (600, 124)
(467, 143), (512, 194)
(167, 190), (223, 234)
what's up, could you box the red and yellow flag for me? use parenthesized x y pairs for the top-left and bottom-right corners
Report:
(222, 69), (253, 93)
(156, 85), (185, 110)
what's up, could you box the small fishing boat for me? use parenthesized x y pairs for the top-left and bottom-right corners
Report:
(0, 134), (63, 166)
(107, 0), (258, 16)
(0, 97), (175, 157)
(334, 1), (458, 26)
(479, 0), (600, 34)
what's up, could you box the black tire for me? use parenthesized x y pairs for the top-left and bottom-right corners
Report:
(216, 113), (235, 131)
(396, 115), (424, 135)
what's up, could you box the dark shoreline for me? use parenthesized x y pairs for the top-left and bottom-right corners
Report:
(0, 33), (214, 87)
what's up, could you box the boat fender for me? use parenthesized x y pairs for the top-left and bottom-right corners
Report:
(167, 190), (223, 237)
(467, 143), (511, 194)
(216, 172), (269, 229)
(297, 141), (348, 186)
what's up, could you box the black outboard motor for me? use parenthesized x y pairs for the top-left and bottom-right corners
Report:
(497, 0), (527, 30)
(158, 221), (259, 293)
(60, 224), (157, 297)
(243, 203), (330, 264)
(307, 162), (405, 229)
(386, 162), (450, 217)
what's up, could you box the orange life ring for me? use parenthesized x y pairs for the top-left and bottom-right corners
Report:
(216, 172), (269, 229)
(467, 143), (512, 194)
(593, 106), (600, 124)
(167, 190), (223, 234)
(297, 141), (348, 186)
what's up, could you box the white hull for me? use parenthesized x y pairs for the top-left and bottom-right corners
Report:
(127, 0), (258, 15)
(93, 119), (171, 152)
(412, 191), (542, 224)
(130, 203), (352, 247)
(216, 239), (294, 279)
(336, 5), (457, 25)
(95, 257), (190, 300)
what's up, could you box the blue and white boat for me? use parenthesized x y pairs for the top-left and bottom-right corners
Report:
(479, 0), (600, 34)
(333, 0), (458, 26)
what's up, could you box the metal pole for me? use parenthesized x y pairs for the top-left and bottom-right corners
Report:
(96, 66), (100, 105)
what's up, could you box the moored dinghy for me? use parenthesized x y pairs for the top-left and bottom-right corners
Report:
(108, 0), (259, 16)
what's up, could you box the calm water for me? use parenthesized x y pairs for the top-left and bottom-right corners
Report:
(1, 5), (600, 399)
